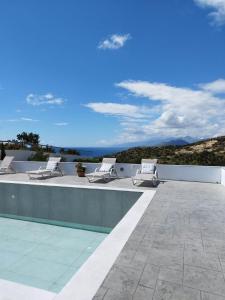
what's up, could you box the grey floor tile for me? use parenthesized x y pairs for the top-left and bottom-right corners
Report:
(139, 263), (160, 289)
(147, 247), (183, 270)
(93, 286), (108, 300)
(201, 291), (225, 300)
(184, 247), (222, 271)
(158, 266), (183, 284)
(103, 265), (142, 294)
(103, 289), (133, 300)
(133, 285), (154, 300)
(184, 265), (225, 296)
(153, 280), (201, 300)
(219, 260), (225, 273)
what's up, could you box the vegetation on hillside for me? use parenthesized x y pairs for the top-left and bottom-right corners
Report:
(60, 148), (80, 155)
(115, 136), (225, 166)
(73, 157), (101, 163)
(28, 150), (49, 161)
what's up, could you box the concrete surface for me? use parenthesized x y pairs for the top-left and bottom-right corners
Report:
(94, 181), (225, 300)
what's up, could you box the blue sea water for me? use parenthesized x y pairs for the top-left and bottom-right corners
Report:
(54, 147), (128, 158)
(75, 147), (127, 157)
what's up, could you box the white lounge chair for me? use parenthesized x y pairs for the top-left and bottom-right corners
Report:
(86, 158), (118, 182)
(0, 156), (15, 174)
(27, 157), (63, 179)
(132, 159), (158, 186)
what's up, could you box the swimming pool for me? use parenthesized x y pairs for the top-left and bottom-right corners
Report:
(0, 181), (143, 296)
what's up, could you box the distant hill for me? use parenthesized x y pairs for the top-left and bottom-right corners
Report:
(115, 136), (198, 148)
(115, 136), (225, 166)
(158, 139), (189, 146)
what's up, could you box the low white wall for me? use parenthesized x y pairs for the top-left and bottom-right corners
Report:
(221, 168), (225, 187)
(10, 161), (223, 184)
(49, 153), (80, 162)
(0, 150), (35, 161)
(0, 150), (79, 162)
(157, 164), (221, 184)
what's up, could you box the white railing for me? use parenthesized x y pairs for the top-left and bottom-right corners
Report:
(10, 161), (223, 184)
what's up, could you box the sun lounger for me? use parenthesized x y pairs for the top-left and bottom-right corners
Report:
(132, 159), (158, 186)
(0, 156), (15, 174)
(27, 157), (62, 179)
(86, 158), (118, 182)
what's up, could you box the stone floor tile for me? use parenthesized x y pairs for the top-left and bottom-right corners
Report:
(133, 285), (154, 300)
(147, 248), (184, 271)
(158, 266), (183, 284)
(184, 265), (225, 296)
(219, 260), (225, 273)
(103, 265), (142, 295)
(201, 291), (225, 300)
(103, 289), (132, 300)
(93, 286), (108, 300)
(153, 280), (201, 300)
(203, 239), (225, 255)
(139, 263), (160, 289)
(184, 247), (222, 271)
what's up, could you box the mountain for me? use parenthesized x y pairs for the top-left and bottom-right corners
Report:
(115, 136), (199, 148)
(157, 139), (189, 146)
(114, 136), (225, 166)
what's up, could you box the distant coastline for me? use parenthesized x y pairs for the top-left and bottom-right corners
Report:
(53, 147), (128, 158)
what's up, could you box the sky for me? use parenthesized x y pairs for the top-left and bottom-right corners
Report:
(0, 0), (224, 147)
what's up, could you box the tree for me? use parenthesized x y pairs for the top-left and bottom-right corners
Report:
(0, 143), (6, 160)
(17, 132), (40, 146)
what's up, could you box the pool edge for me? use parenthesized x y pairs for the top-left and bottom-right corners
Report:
(54, 189), (155, 300)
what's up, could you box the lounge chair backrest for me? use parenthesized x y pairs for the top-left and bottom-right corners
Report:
(141, 159), (157, 174)
(99, 157), (116, 172)
(46, 157), (61, 171)
(102, 158), (116, 165)
(0, 156), (14, 170)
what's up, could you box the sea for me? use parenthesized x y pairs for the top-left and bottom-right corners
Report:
(54, 147), (128, 158)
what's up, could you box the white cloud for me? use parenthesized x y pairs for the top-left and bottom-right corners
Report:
(21, 117), (39, 122)
(54, 122), (69, 126)
(98, 34), (131, 50)
(85, 102), (150, 119)
(199, 78), (225, 93)
(115, 79), (225, 142)
(86, 79), (225, 145)
(7, 117), (39, 122)
(194, 0), (225, 25)
(26, 93), (65, 106)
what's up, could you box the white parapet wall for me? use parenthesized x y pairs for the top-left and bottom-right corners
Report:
(1, 150), (35, 161)
(10, 161), (223, 184)
(221, 168), (225, 187)
(157, 164), (221, 184)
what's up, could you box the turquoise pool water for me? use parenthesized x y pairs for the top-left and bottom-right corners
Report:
(0, 217), (107, 293)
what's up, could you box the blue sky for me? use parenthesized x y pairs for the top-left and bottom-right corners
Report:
(0, 0), (224, 146)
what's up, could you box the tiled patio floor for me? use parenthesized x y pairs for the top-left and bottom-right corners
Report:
(94, 181), (225, 300)
(0, 173), (156, 190)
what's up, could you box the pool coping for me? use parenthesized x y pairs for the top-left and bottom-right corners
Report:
(0, 180), (155, 300)
(54, 189), (155, 300)
(0, 179), (145, 193)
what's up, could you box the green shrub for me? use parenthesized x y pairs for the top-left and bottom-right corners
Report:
(28, 150), (49, 161)
(0, 143), (6, 160)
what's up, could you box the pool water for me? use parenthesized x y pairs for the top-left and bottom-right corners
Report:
(0, 217), (107, 293)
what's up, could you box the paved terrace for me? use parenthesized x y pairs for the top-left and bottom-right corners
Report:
(0, 173), (155, 190)
(94, 181), (225, 300)
(0, 174), (225, 299)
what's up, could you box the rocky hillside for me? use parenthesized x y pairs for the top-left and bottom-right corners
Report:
(115, 136), (225, 166)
